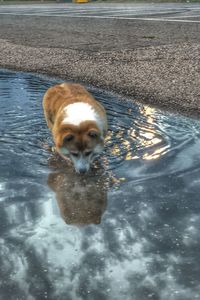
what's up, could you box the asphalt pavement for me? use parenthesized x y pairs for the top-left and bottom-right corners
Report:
(0, 3), (200, 118)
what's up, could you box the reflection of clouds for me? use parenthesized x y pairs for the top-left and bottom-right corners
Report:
(0, 177), (200, 299)
(102, 186), (200, 300)
(0, 238), (32, 300)
(183, 215), (200, 247)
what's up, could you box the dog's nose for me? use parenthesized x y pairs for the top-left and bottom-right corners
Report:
(78, 167), (87, 174)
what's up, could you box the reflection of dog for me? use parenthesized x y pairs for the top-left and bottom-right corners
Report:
(47, 159), (107, 225)
(43, 83), (107, 174)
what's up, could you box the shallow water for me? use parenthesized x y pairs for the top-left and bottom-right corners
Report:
(0, 69), (200, 300)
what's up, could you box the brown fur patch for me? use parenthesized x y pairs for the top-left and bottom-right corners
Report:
(47, 168), (107, 225)
(43, 83), (107, 154)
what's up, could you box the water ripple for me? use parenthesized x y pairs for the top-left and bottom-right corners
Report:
(0, 69), (200, 183)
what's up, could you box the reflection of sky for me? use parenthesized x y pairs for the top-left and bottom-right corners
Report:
(1, 181), (200, 300)
(0, 69), (200, 299)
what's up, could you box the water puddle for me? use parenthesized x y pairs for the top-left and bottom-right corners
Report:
(0, 69), (200, 300)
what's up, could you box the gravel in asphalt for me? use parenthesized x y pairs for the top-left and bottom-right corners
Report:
(0, 13), (199, 118)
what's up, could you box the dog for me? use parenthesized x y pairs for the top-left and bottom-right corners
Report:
(43, 83), (107, 173)
(47, 167), (107, 225)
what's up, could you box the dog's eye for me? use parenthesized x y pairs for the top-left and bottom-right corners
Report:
(85, 151), (92, 156)
(63, 134), (74, 143)
(71, 152), (79, 157)
(88, 130), (98, 138)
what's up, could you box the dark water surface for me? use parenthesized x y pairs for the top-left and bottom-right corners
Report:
(0, 69), (200, 300)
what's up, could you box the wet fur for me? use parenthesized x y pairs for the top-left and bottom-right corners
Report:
(43, 83), (107, 172)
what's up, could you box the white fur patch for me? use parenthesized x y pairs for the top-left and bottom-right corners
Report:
(62, 102), (103, 132)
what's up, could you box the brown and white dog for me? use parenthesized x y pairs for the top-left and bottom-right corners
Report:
(43, 83), (107, 173)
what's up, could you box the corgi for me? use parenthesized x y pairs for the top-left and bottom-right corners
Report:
(43, 83), (107, 173)
(47, 168), (107, 225)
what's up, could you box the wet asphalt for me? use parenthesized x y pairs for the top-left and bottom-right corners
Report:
(0, 3), (200, 118)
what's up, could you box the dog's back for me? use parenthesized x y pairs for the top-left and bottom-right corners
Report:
(43, 83), (106, 131)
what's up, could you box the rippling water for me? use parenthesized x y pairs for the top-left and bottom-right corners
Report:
(0, 69), (200, 300)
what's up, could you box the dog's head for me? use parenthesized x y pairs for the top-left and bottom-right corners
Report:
(54, 121), (105, 173)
